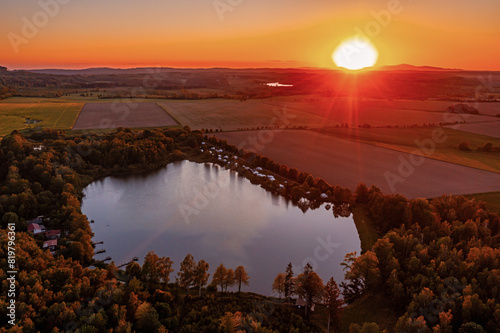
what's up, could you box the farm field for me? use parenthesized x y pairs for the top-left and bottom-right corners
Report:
(465, 192), (500, 215)
(0, 100), (83, 136)
(269, 96), (500, 114)
(72, 102), (178, 130)
(315, 127), (500, 173)
(445, 121), (500, 139)
(158, 99), (337, 130)
(216, 130), (500, 198)
(474, 102), (500, 116)
(263, 97), (497, 127)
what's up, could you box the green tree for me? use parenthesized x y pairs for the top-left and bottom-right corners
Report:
(284, 263), (294, 303)
(295, 263), (324, 317)
(340, 252), (364, 304)
(459, 322), (486, 333)
(324, 277), (343, 332)
(1, 212), (18, 229)
(349, 322), (382, 333)
(355, 183), (369, 203)
(135, 302), (162, 333)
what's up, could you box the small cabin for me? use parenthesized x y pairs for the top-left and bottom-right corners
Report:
(294, 298), (315, 312)
(45, 230), (61, 240)
(43, 239), (58, 250)
(28, 223), (43, 234)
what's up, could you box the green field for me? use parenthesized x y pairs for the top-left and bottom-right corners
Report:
(0, 99), (84, 136)
(317, 127), (500, 174)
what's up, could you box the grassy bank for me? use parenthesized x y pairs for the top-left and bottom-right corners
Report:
(352, 205), (382, 253)
(341, 292), (399, 332)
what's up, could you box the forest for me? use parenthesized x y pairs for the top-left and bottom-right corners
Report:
(0, 127), (499, 332)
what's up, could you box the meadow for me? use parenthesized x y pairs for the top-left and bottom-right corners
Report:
(0, 98), (83, 136)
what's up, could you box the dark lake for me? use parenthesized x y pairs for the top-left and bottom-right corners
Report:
(82, 160), (361, 295)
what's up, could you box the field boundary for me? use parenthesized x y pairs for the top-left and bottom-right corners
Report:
(156, 103), (183, 127)
(71, 103), (88, 129)
(69, 103), (85, 129)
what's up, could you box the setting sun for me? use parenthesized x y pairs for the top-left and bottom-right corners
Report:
(332, 36), (378, 70)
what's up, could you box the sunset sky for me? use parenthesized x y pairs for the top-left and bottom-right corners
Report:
(1, 0), (499, 70)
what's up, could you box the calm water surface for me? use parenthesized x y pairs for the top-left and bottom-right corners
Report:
(82, 161), (361, 295)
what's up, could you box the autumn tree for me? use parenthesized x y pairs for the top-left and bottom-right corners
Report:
(224, 268), (236, 292)
(142, 251), (174, 287)
(284, 262), (294, 303)
(193, 259), (210, 297)
(295, 263), (324, 317)
(324, 277), (343, 333)
(212, 264), (227, 292)
(178, 253), (196, 294)
(234, 266), (249, 293)
(272, 273), (286, 298)
(125, 262), (142, 279)
(219, 311), (244, 333)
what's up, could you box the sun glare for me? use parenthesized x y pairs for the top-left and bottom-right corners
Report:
(332, 36), (378, 71)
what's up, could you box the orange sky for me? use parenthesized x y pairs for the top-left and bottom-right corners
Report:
(1, 0), (499, 70)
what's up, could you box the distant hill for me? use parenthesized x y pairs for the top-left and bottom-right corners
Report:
(26, 67), (178, 75)
(378, 64), (462, 72)
(24, 64), (467, 76)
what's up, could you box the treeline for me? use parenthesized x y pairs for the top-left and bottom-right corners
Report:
(341, 192), (500, 331)
(459, 141), (500, 153)
(0, 84), (15, 100)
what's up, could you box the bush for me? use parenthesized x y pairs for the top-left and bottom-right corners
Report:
(458, 141), (471, 151)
